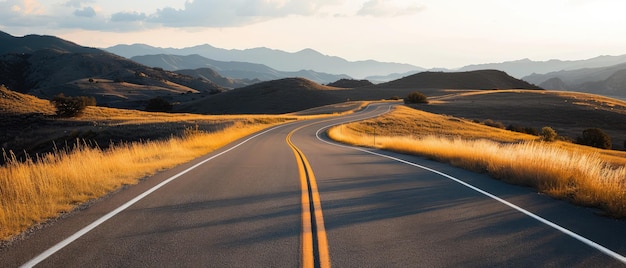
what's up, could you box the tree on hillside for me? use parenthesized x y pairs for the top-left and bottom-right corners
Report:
(404, 91), (429, 104)
(577, 128), (611, 149)
(540, 126), (557, 142)
(52, 93), (96, 117)
(145, 97), (172, 112)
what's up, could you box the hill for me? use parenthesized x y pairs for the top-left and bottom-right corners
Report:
(420, 90), (626, 151)
(376, 70), (542, 90)
(0, 31), (100, 55)
(523, 63), (626, 99)
(176, 78), (349, 114)
(0, 31), (224, 109)
(327, 79), (374, 88)
(176, 70), (543, 115)
(106, 44), (423, 79)
(131, 54), (351, 84)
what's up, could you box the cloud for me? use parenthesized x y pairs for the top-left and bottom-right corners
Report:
(73, 6), (96, 17)
(111, 11), (147, 22)
(64, 0), (95, 8)
(149, 0), (339, 27)
(358, 0), (426, 17)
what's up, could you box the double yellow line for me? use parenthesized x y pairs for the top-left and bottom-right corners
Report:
(286, 124), (331, 268)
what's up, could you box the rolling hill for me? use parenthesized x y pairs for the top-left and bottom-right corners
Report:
(176, 70), (542, 115)
(176, 78), (349, 114)
(131, 54), (351, 84)
(0, 31), (224, 109)
(375, 70), (542, 90)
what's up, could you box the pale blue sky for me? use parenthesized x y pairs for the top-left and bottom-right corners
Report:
(2, 0), (626, 68)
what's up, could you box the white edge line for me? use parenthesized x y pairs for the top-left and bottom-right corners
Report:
(314, 108), (626, 265)
(21, 123), (293, 268)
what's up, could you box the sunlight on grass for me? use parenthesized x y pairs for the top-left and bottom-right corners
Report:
(328, 106), (626, 218)
(0, 121), (275, 241)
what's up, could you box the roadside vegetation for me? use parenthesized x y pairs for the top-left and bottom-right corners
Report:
(327, 105), (626, 218)
(0, 119), (282, 241)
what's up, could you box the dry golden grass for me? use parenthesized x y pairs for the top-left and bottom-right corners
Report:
(328, 105), (626, 218)
(0, 121), (278, 241)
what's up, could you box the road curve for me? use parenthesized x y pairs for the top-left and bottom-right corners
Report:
(2, 103), (626, 267)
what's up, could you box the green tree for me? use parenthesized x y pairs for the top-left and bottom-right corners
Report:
(577, 128), (611, 149)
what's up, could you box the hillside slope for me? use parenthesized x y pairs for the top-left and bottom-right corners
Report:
(176, 78), (349, 114)
(377, 70), (542, 90)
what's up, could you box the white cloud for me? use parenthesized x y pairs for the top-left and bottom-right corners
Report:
(149, 0), (341, 27)
(357, 0), (425, 17)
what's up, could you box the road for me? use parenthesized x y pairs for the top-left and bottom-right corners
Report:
(2, 103), (626, 267)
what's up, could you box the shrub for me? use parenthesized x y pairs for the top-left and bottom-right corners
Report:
(577, 128), (611, 149)
(145, 97), (172, 112)
(52, 94), (96, 117)
(540, 126), (557, 142)
(507, 124), (538, 136)
(483, 119), (505, 129)
(404, 91), (428, 104)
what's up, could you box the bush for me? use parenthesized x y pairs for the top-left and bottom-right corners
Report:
(404, 91), (428, 104)
(540, 126), (557, 142)
(52, 94), (96, 117)
(577, 128), (611, 149)
(507, 124), (538, 136)
(145, 97), (172, 112)
(483, 119), (505, 129)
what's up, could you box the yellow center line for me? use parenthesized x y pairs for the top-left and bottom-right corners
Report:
(287, 124), (331, 268)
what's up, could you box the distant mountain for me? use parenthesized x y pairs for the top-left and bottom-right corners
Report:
(377, 70), (542, 90)
(174, 68), (259, 89)
(459, 55), (626, 78)
(523, 63), (626, 98)
(131, 54), (350, 84)
(105, 44), (424, 78)
(0, 31), (223, 109)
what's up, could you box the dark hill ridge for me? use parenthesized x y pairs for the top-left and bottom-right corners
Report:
(378, 70), (542, 90)
(0, 31), (99, 55)
(327, 79), (374, 88)
(176, 78), (348, 114)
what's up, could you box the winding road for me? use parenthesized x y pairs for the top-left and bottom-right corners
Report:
(3, 103), (626, 267)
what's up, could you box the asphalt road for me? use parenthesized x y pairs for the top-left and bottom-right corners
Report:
(2, 103), (626, 267)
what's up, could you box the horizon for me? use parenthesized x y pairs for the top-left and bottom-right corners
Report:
(2, 1), (626, 69)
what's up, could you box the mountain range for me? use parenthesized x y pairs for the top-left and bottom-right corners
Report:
(105, 44), (424, 79)
(130, 54), (350, 85)
(523, 63), (626, 99)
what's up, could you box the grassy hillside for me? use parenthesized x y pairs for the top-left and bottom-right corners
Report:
(328, 105), (626, 217)
(419, 90), (626, 151)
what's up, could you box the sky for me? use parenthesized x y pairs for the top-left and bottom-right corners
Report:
(2, 0), (626, 68)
